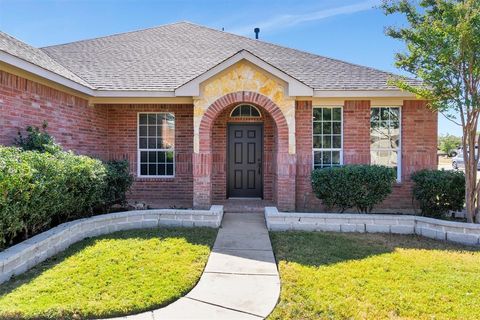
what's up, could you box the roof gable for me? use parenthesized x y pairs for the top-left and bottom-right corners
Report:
(175, 50), (313, 97)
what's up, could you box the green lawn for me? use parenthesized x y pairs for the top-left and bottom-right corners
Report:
(269, 232), (480, 320)
(0, 227), (217, 319)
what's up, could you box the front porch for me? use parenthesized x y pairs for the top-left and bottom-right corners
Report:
(193, 91), (297, 211)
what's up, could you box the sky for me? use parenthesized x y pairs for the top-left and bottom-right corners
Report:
(0, 0), (460, 136)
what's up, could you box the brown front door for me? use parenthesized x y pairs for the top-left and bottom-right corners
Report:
(227, 124), (263, 198)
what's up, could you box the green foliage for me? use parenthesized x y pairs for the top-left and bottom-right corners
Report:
(382, 0), (480, 113)
(311, 165), (397, 213)
(1, 123), (135, 248)
(103, 160), (134, 209)
(382, 0), (480, 222)
(15, 122), (62, 154)
(0, 147), (107, 248)
(0, 228), (217, 319)
(411, 169), (465, 218)
(438, 134), (461, 156)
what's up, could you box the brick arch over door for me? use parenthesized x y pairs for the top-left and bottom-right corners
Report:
(193, 91), (296, 211)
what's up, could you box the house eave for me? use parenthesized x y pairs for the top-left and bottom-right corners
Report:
(0, 50), (95, 95)
(1, 51), (419, 100)
(93, 90), (176, 97)
(313, 90), (417, 98)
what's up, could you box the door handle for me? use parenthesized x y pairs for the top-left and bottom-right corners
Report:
(258, 158), (262, 175)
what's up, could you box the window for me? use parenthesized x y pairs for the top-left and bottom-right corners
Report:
(313, 107), (343, 169)
(370, 107), (401, 181)
(138, 113), (175, 177)
(230, 104), (261, 117)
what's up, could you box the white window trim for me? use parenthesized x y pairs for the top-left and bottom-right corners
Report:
(370, 106), (402, 182)
(229, 104), (262, 118)
(312, 106), (344, 169)
(137, 112), (175, 178)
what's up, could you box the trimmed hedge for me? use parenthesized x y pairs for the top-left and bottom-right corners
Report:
(411, 169), (465, 218)
(311, 165), (397, 213)
(0, 147), (133, 249)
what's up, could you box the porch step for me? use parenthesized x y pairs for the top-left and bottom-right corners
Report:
(217, 199), (274, 214)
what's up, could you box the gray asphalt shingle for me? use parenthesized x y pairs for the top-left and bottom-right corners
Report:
(0, 31), (93, 88)
(2, 22), (421, 92)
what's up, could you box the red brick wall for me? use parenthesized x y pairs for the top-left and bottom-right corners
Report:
(0, 70), (108, 158)
(295, 99), (438, 212)
(381, 100), (438, 209)
(1, 71), (437, 212)
(344, 100), (371, 164)
(104, 104), (194, 208)
(211, 104), (275, 202)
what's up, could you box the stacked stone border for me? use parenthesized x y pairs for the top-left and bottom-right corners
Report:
(0, 205), (224, 284)
(265, 207), (480, 246)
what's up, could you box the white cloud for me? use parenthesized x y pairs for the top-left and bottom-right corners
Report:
(229, 0), (380, 35)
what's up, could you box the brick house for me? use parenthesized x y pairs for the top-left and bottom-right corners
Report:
(0, 22), (437, 212)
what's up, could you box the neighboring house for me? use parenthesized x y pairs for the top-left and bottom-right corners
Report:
(0, 22), (437, 212)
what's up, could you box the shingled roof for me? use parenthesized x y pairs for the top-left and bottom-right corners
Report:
(2, 22), (420, 93)
(0, 31), (93, 88)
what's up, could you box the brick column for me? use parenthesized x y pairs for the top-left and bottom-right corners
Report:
(276, 152), (296, 211)
(343, 100), (371, 164)
(193, 152), (213, 209)
(295, 100), (322, 211)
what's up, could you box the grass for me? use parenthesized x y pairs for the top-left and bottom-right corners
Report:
(269, 232), (480, 320)
(0, 227), (217, 319)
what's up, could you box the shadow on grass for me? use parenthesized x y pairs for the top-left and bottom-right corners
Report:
(0, 227), (217, 313)
(270, 231), (480, 267)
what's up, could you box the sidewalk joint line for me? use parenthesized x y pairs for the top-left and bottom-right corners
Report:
(185, 297), (264, 318)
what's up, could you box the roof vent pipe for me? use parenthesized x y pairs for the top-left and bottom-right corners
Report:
(254, 27), (260, 39)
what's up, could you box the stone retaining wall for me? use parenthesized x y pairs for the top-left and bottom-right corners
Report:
(0, 206), (223, 284)
(265, 207), (480, 246)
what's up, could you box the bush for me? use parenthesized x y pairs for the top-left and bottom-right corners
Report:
(411, 169), (465, 218)
(0, 147), (107, 248)
(15, 122), (62, 154)
(311, 165), (397, 213)
(103, 160), (134, 210)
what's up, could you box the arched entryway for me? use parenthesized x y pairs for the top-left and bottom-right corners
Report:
(193, 91), (296, 211)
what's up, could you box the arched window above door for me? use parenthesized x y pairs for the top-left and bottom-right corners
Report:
(230, 104), (261, 118)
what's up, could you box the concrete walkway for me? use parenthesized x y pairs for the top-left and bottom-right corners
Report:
(109, 212), (280, 320)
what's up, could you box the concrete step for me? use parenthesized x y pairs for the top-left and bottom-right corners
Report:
(219, 199), (274, 214)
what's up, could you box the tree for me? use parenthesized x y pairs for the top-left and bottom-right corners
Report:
(438, 134), (461, 156)
(382, 0), (480, 222)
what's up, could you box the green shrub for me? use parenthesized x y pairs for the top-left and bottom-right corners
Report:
(103, 160), (134, 210)
(311, 165), (397, 213)
(411, 169), (465, 218)
(0, 147), (107, 248)
(15, 122), (62, 154)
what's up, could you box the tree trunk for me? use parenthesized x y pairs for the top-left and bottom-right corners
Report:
(463, 123), (478, 223)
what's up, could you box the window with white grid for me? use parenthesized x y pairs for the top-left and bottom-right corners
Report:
(313, 107), (343, 169)
(138, 113), (175, 177)
(370, 107), (401, 181)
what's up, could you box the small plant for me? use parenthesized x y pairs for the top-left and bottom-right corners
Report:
(15, 122), (62, 154)
(103, 160), (134, 210)
(311, 165), (397, 213)
(411, 169), (465, 218)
